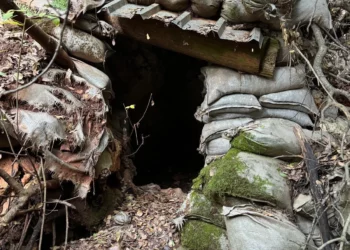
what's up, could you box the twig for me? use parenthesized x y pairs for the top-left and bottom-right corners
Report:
(64, 205), (69, 250)
(0, 168), (23, 194)
(38, 158), (46, 250)
(47, 199), (77, 210)
(52, 220), (56, 249)
(16, 213), (32, 250)
(25, 217), (42, 250)
(339, 211), (350, 249)
(0, 0), (72, 97)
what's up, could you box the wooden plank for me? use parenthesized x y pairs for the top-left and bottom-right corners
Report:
(105, 15), (272, 76)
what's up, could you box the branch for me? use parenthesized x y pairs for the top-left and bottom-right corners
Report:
(0, 168), (23, 194)
(331, 0), (350, 12)
(0, 1), (74, 70)
(294, 127), (333, 250)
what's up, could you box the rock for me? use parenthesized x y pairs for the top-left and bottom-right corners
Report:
(191, 0), (222, 18)
(156, 0), (190, 11)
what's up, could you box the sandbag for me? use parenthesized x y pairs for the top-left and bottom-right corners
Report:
(127, 0), (156, 5)
(202, 65), (306, 105)
(286, 0), (332, 30)
(181, 220), (230, 250)
(223, 205), (307, 250)
(191, 0), (222, 18)
(220, 0), (281, 29)
(196, 94), (261, 119)
(200, 118), (253, 143)
(156, 0), (189, 11)
(193, 149), (292, 210)
(206, 138), (231, 155)
(47, 25), (109, 63)
(231, 118), (302, 157)
(178, 191), (225, 228)
(199, 108), (313, 127)
(259, 88), (319, 115)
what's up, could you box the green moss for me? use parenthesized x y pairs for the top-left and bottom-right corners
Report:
(189, 191), (225, 228)
(192, 148), (275, 204)
(51, 0), (68, 10)
(231, 131), (269, 155)
(181, 221), (227, 250)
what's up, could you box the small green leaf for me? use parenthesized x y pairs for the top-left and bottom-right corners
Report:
(2, 10), (14, 21)
(0, 72), (6, 77)
(279, 172), (288, 178)
(125, 104), (136, 110)
(52, 18), (60, 26)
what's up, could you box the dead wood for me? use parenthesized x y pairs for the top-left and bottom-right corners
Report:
(294, 127), (334, 250)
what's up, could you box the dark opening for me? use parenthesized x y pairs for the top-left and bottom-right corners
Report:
(106, 36), (206, 192)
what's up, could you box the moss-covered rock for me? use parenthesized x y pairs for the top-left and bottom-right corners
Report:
(181, 221), (229, 250)
(192, 149), (291, 210)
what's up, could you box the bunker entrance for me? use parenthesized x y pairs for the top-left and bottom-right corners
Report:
(107, 36), (206, 192)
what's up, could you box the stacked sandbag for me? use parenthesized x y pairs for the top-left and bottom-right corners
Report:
(178, 65), (321, 249)
(195, 65), (319, 156)
(220, 0), (332, 30)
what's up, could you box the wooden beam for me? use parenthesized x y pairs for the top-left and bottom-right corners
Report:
(105, 14), (278, 76)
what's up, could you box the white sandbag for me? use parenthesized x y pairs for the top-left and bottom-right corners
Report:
(194, 149), (292, 210)
(231, 118), (302, 157)
(259, 88), (319, 115)
(191, 0), (222, 18)
(200, 118), (253, 143)
(156, 0), (189, 11)
(202, 65), (306, 105)
(223, 205), (307, 250)
(49, 25), (109, 63)
(198, 108), (314, 127)
(206, 138), (231, 155)
(196, 94), (261, 119)
(286, 0), (332, 30)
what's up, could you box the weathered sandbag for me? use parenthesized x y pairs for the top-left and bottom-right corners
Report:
(73, 59), (114, 99)
(156, 0), (189, 11)
(221, 0), (258, 22)
(44, 24), (109, 63)
(199, 108), (313, 127)
(200, 118), (253, 143)
(181, 220), (230, 250)
(199, 112), (251, 123)
(206, 138), (231, 155)
(2, 110), (66, 149)
(231, 118), (302, 157)
(196, 94), (261, 119)
(220, 0), (281, 29)
(202, 65), (306, 105)
(259, 88), (319, 115)
(243, 0), (292, 17)
(178, 191), (225, 228)
(192, 149), (292, 210)
(223, 205), (307, 250)
(127, 0), (156, 5)
(286, 0), (332, 30)
(191, 0), (222, 18)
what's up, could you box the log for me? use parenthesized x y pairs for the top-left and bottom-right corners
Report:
(294, 127), (333, 250)
(102, 2), (279, 77)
